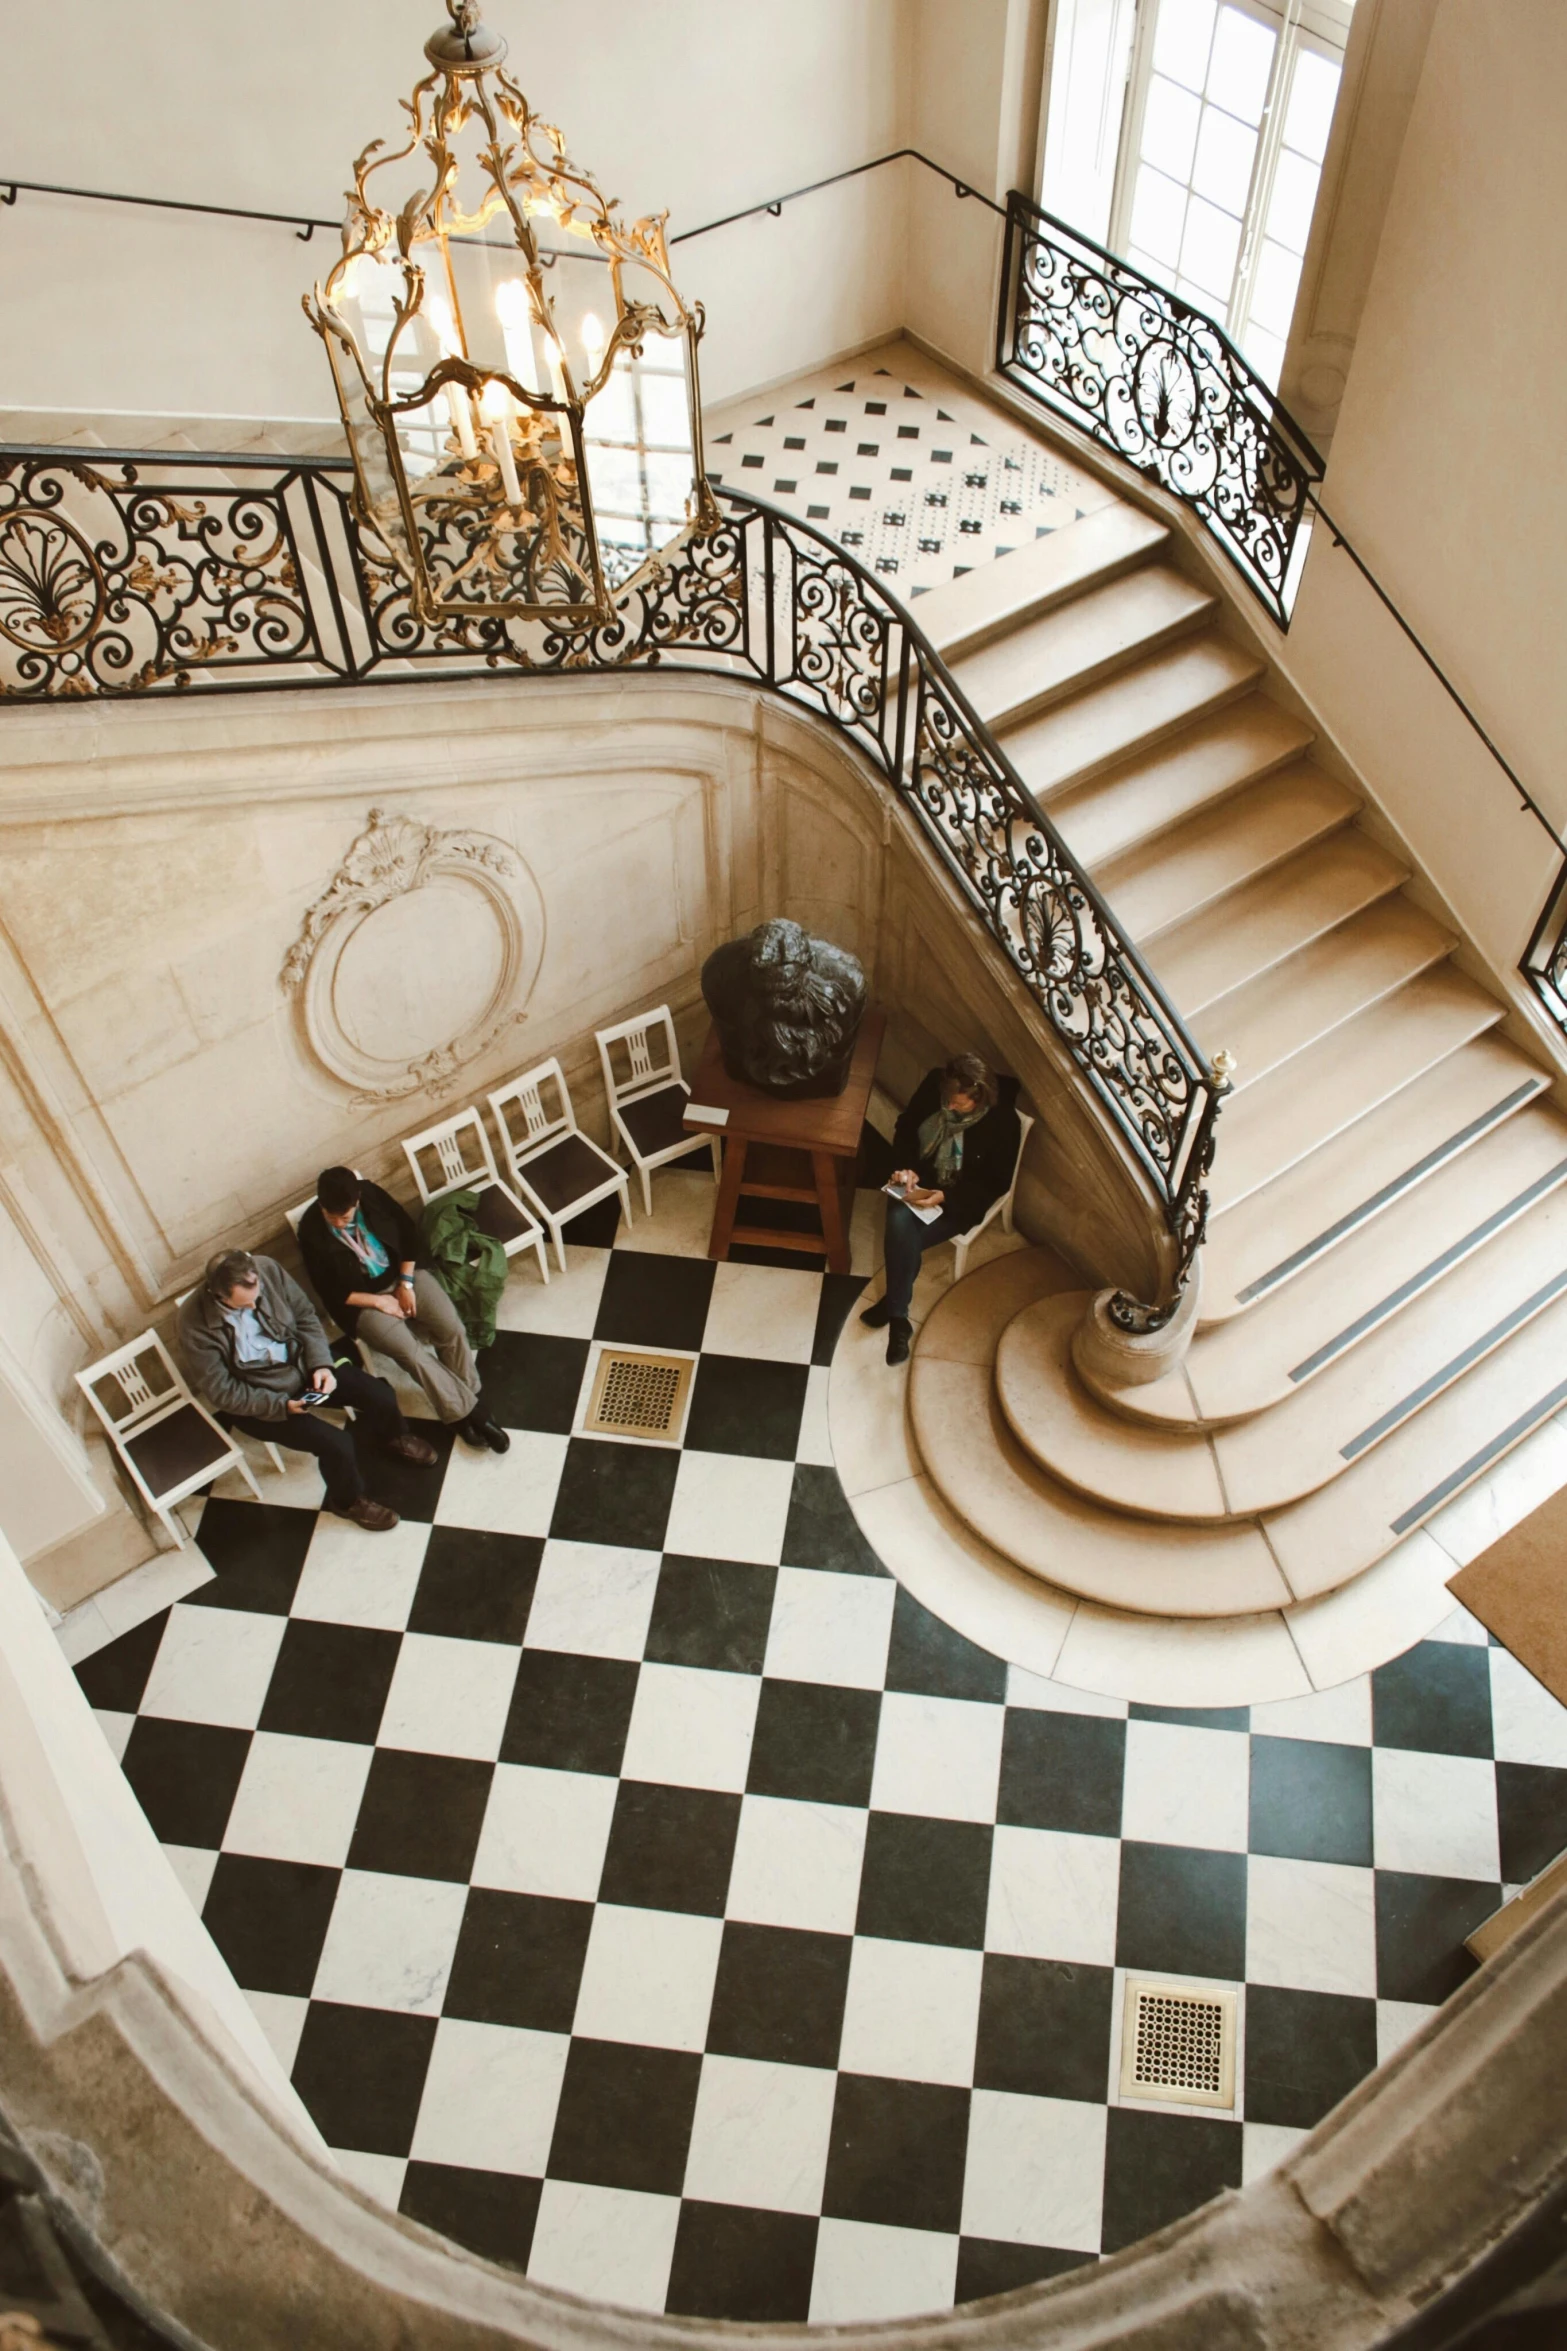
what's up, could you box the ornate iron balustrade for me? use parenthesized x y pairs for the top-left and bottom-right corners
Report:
(997, 190), (1323, 628)
(0, 440), (1220, 1320)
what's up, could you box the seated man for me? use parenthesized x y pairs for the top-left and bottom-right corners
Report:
(298, 1167), (508, 1455)
(861, 1052), (1021, 1365)
(178, 1249), (434, 1531)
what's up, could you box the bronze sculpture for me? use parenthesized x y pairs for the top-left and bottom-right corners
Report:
(700, 920), (868, 1098)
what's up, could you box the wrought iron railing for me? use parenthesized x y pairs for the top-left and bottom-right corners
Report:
(0, 440), (1219, 1321)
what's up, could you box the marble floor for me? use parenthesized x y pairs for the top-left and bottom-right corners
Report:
(67, 1169), (1567, 2323)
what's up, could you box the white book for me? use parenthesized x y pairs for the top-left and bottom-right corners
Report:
(684, 1103), (730, 1128)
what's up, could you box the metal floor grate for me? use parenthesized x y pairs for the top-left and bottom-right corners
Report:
(1119, 1979), (1238, 2110)
(583, 1348), (694, 1444)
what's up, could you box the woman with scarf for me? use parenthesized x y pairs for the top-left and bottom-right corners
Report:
(861, 1052), (1021, 1364)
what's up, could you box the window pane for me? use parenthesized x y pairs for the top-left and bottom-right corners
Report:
(1152, 0), (1218, 94)
(584, 444), (643, 508)
(1192, 104), (1258, 214)
(1180, 193), (1242, 302)
(1240, 320), (1286, 388)
(1130, 164), (1188, 266)
(645, 450), (696, 518)
(1129, 246), (1178, 294)
(1208, 6), (1276, 125)
(1248, 237), (1303, 336)
(590, 369), (637, 440)
(1142, 74), (1202, 182)
(1264, 147), (1320, 255)
(1285, 47), (1342, 163)
(638, 370), (691, 447)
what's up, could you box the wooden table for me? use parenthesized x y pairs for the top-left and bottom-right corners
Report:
(682, 1011), (886, 1275)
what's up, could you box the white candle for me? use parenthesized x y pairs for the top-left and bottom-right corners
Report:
(480, 381), (522, 506)
(444, 382), (478, 459)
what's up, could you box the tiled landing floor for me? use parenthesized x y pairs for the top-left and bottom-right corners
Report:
(72, 1176), (1567, 2322)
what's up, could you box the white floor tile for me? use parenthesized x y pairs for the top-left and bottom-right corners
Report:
(614, 1171), (718, 1261)
(291, 1516), (429, 1630)
(664, 1450), (795, 1564)
(869, 1691), (1004, 1823)
(1242, 2120), (1307, 2184)
(763, 1566), (895, 1690)
(94, 1708), (135, 1762)
(222, 1732), (373, 1867)
(161, 1842), (218, 1913)
(960, 2090), (1106, 2252)
(94, 1547), (216, 1636)
(703, 1262), (823, 1364)
(55, 1601), (112, 1665)
(523, 1540), (661, 1660)
(311, 1870), (467, 2015)
(494, 1244), (609, 1338)
(796, 1364), (835, 1467)
(1376, 1998), (1438, 2066)
(1248, 1678), (1373, 1747)
(1120, 1721), (1250, 1853)
(682, 2054), (837, 2213)
(333, 2150), (407, 2209)
(571, 1904), (723, 2052)
(1371, 1749), (1499, 1882)
(244, 1988), (309, 2076)
(1426, 1604), (1490, 1647)
(435, 1429), (570, 1535)
(985, 1825), (1121, 1968)
(1489, 1648), (1567, 1767)
(471, 1762), (619, 1901)
(377, 1632), (520, 1761)
(1246, 1855), (1377, 1997)
(138, 1604), (285, 1730)
(410, 2017), (569, 2173)
(725, 1794), (868, 1935)
(618, 1660), (760, 1793)
(838, 1937), (984, 2086)
(1005, 1666), (1126, 1719)
(527, 2181), (680, 2314)
(808, 2218), (959, 2324)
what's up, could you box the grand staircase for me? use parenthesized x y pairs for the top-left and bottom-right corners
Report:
(901, 497), (1567, 1617)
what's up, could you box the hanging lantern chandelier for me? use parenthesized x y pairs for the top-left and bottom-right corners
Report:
(305, 0), (716, 631)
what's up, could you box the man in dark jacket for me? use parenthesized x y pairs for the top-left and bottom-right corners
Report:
(861, 1053), (1022, 1364)
(297, 1168), (508, 1454)
(177, 1250), (434, 1531)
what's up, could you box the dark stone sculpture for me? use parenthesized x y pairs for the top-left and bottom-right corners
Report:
(700, 919), (868, 1098)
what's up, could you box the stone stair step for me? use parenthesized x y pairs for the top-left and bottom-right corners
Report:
(950, 566), (1216, 732)
(1001, 637), (1275, 805)
(1050, 694), (1312, 868)
(1101, 763), (1364, 944)
(1149, 829), (1405, 1019)
(916, 503), (1170, 664)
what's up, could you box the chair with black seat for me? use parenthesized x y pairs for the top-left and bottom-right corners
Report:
(595, 1003), (720, 1217)
(488, 1057), (633, 1273)
(400, 1109), (550, 1283)
(76, 1331), (264, 1547)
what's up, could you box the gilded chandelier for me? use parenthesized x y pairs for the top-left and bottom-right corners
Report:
(305, 0), (715, 628)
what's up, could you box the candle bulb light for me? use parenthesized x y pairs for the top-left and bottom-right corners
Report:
(426, 293), (478, 458)
(479, 378), (523, 507)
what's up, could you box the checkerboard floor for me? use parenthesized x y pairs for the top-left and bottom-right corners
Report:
(73, 1173), (1567, 2323)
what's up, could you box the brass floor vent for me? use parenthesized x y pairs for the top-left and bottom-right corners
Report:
(1119, 1979), (1238, 2111)
(584, 1348), (694, 1444)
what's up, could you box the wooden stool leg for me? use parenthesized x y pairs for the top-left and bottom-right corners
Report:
(709, 1136), (747, 1261)
(814, 1151), (851, 1275)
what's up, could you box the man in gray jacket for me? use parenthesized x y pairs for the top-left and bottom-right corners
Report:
(178, 1249), (435, 1532)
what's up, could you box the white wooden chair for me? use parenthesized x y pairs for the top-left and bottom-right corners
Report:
(76, 1331), (264, 1548)
(172, 1289), (289, 1474)
(596, 1004), (719, 1216)
(488, 1058), (633, 1273)
(401, 1109), (549, 1283)
(950, 1108), (1036, 1282)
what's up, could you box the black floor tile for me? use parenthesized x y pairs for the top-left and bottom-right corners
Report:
(856, 1812), (993, 1949)
(1495, 1761), (1567, 1886)
(814, 1272), (869, 1366)
(444, 1888), (593, 2032)
(1249, 1736), (1373, 1868)
(666, 2203), (817, 2322)
(684, 1354), (808, 1460)
(547, 2037), (701, 2195)
(119, 1716), (250, 1848)
(885, 1585), (1007, 1703)
(500, 1650), (639, 1777)
(561, 1195), (624, 1249)
(1371, 1643), (1494, 1758)
(955, 2239), (1095, 2304)
(998, 1709), (1125, 1838)
(73, 1610), (168, 1713)
(593, 1252), (715, 1351)
(399, 2162), (540, 2273)
(598, 1781), (741, 1916)
(257, 1619), (401, 1746)
(190, 1499), (313, 1613)
(291, 2000), (436, 2157)
(1100, 2106), (1242, 2256)
(1130, 1703), (1250, 1732)
(822, 2072), (970, 2233)
(706, 1921), (852, 2068)
(1374, 1870), (1497, 2004)
(1244, 1985), (1379, 2129)
(201, 1853), (340, 1997)
(1115, 1843), (1248, 1982)
(353, 1416), (455, 1523)
(346, 1749), (494, 1882)
(548, 1435), (679, 1551)
(477, 1332), (590, 1435)
(408, 1527), (542, 1645)
(975, 1956), (1114, 2103)
(780, 1463), (887, 1576)
(746, 1678), (882, 1807)
(645, 1555), (777, 1675)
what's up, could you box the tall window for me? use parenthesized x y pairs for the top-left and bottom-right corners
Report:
(1111, 0), (1353, 386)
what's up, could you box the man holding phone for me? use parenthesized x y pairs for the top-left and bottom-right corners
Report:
(178, 1249), (433, 1531)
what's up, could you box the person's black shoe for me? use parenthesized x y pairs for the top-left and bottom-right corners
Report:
(860, 1296), (893, 1329)
(457, 1414), (490, 1447)
(886, 1318), (913, 1366)
(475, 1416), (510, 1454)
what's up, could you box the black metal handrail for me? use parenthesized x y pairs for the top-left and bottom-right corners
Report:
(0, 440), (1218, 1320)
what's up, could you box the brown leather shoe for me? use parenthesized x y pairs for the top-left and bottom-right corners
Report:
(386, 1430), (438, 1466)
(329, 1495), (399, 1532)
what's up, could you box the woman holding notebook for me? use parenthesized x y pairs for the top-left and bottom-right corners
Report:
(861, 1052), (1021, 1365)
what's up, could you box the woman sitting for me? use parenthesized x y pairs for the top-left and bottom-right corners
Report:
(861, 1053), (1021, 1364)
